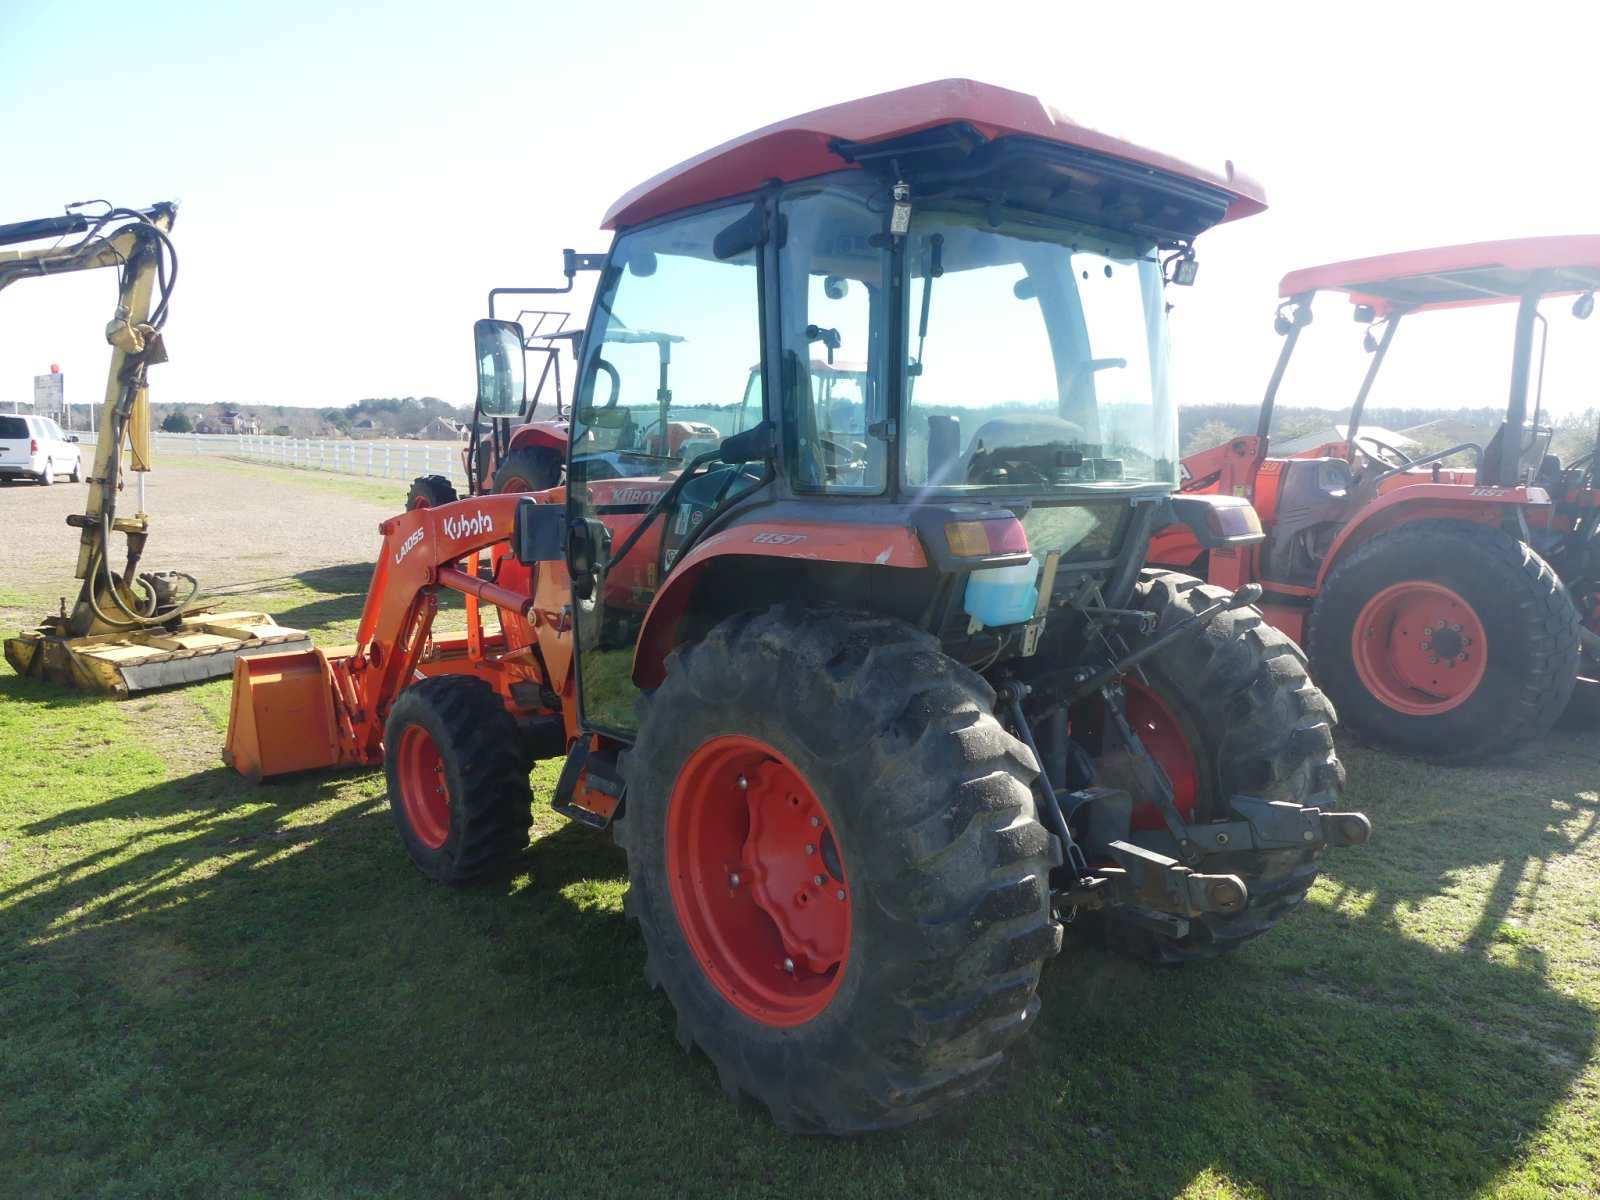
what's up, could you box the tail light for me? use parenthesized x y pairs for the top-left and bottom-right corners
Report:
(943, 517), (1028, 558)
(29, 438), (38, 454)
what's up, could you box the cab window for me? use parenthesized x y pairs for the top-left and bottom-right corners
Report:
(777, 184), (888, 493)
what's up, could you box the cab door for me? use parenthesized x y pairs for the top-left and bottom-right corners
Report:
(565, 205), (766, 736)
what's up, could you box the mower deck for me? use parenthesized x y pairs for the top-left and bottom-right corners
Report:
(4, 610), (312, 697)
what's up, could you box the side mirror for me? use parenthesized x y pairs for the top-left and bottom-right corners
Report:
(512, 498), (565, 565)
(716, 420), (774, 464)
(474, 318), (527, 419)
(67, 434), (80, 443)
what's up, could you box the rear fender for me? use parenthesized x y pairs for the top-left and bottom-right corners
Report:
(1315, 483), (1549, 589)
(508, 420), (569, 455)
(631, 518), (929, 688)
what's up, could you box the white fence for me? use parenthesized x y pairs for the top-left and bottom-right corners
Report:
(154, 432), (468, 488)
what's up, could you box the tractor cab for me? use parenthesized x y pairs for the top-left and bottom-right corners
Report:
(477, 80), (1273, 734)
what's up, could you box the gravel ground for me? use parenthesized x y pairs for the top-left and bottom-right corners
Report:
(0, 458), (402, 617)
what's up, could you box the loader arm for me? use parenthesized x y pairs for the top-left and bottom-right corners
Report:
(226, 491), (573, 780)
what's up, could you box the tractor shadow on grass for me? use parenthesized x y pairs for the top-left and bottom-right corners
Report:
(2, 750), (1595, 1198)
(267, 562), (380, 632)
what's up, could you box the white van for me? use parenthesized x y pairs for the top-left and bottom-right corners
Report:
(0, 414), (83, 485)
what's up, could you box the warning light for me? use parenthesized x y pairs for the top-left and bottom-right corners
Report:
(49, 363), (60, 374)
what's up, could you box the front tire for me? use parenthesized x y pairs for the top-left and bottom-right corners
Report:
(1076, 571), (1347, 962)
(405, 474), (457, 509)
(1309, 520), (1579, 760)
(383, 676), (532, 883)
(617, 607), (1061, 1133)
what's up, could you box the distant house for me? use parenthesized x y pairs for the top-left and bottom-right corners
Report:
(350, 417), (382, 439)
(194, 417), (225, 435)
(419, 416), (467, 442)
(215, 409), (261, 435)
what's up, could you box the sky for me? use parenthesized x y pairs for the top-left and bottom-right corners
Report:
(3, 0), (1599, 426)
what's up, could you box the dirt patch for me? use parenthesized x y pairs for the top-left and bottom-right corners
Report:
(0, 459), (400, 620)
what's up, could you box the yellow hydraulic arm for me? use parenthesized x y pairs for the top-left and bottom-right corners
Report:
(0, 203), (178, 634)
(0, 203), (309, 694)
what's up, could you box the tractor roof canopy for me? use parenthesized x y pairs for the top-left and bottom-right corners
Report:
(602, 78), (1265, 233)
(1280, 235), (1600, 316)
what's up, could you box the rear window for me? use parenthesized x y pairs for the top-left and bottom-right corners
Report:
(0, 417), (28, 439)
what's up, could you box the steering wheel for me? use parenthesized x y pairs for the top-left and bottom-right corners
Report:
(1355, 433), (1415, 470)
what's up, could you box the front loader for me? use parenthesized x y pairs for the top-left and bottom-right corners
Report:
(0, 202), (308, 694)
(226, 79), (1369, 1133)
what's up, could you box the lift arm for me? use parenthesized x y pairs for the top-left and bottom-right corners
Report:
(0, 202), (184, 636)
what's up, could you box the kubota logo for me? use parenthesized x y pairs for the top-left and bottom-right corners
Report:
(443, 510), (494, 540)
(394, 528), (425, 565)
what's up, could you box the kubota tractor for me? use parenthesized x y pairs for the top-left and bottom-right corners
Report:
(1153, 238), (1600, 760)
(226, 79), (1368, 1132)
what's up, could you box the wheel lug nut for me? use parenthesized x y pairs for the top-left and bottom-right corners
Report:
(783, 958), (795, 973)
(804, 843), (814, 855)
(1451, 623), (1462, 632)
(729, 872), (741, 887)
(736, 775), (748, 790)
(809, 815), (821, 828)
(1420, 641), (1431, 650)
(813, 874), (826, 886)
(1429, 656), (1440, 664)
(835, 889), (846, 901)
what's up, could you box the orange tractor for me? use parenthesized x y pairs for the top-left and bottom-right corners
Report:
(225, 80), (1368, 1132)
(1153, 238), (1600, 759)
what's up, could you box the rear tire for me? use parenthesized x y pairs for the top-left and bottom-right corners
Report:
(38, 460), (53, 486)
(406, 474), (457, 509)
(1309, 520), (1579, 761)
(617, 607), (1061, 1133)
(69, 458), (82, 483)
(383, 676), (532, 884)
(492, 446), (562, 494)
(1077, 570), (1347, 962)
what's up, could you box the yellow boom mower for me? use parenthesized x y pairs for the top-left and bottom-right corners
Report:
(1, 202), (307, 695)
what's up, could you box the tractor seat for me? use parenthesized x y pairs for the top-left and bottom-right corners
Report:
(1261, 457), (1353, 584)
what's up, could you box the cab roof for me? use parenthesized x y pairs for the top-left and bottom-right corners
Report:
(1279, 235), (1600, 316)
(602, 78), (1266, 231)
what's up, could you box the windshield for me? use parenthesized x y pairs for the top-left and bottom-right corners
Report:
(901, 213), (1175, 493)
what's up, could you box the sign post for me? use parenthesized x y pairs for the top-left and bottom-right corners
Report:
(33, 370), (64, 426)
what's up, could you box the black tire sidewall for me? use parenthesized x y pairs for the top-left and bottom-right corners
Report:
(385, 687), (476, 879)
(619, 608), (1058, 1130)
(492, 447), (562, 495)
(382, 677), (531, 883)
(624, 704), (889, 1068)
(1311, 523), (1571, 752)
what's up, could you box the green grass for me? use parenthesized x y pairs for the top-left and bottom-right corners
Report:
(3, 482), (1600, 1195)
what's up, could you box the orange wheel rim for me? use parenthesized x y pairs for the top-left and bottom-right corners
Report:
(396, 725), (451, 849)
(666, 735), (849, 1027)
(1351, 581), (1488, 716)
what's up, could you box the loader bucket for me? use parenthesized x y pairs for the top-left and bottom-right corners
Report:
(223, 644), (344, 781)
(3, 611), (312, 697)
